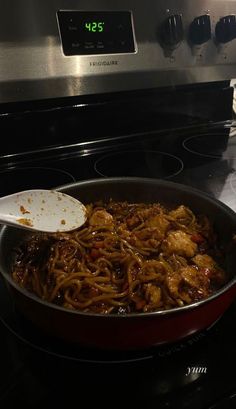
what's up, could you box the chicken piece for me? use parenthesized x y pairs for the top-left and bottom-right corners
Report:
(146, 214), (170, 237)
(192, 254), (216, 269)
(142, 260), (165, 276)
(126, 215), (141, 229)
(166, 271), (197, 304)
(136, 205), (162, 221)
(166, 266), (209, 304)
(169, 205), (193, 220)
(134, 227), (162, 241)
(145, 283), (162, 306)
(192, 253), (225, 287)
(165, 272), (182, 298)
(89, 210), (113, 226)
(161, 230), (197, 258)
(126, 205), (162, 229)
(180, 266), (209, 290)
(133, 214), (169, 242)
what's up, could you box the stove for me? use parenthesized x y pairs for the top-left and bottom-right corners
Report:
(1, 0), (236, 408)
(0, 110), (236, 409)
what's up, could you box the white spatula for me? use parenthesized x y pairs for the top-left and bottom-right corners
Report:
(0, 190), (87, 232)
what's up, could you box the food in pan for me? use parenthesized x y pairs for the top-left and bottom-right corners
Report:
(12, 200), (227, 314)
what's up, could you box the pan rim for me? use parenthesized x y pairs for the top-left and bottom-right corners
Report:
(1, 176), (236, 319)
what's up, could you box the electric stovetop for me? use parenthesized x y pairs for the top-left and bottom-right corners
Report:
(0, 121), (236, 409)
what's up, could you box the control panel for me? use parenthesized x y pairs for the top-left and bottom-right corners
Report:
(158, 12), (236, 48)
(0, 0), (236, 103)
(57, 11), (136, 55)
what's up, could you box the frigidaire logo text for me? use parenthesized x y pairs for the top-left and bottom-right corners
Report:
(89, 60), (118, 66)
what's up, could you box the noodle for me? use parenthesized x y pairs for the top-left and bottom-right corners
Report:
(12, 201), (227, 314)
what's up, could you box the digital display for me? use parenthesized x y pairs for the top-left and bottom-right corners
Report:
(57, 11), (136, 55)
(84, 22), (105, 32)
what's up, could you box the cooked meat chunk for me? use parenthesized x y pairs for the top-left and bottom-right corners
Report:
(136, 205), (162, 221)
(180, 266), (209, 290)
(192, 254), (216, 269)
(134, 227), (163, 242)
(192, 253), (225, 286)
(145, 283), (162, 306)
(161, 230), (197, 258)
(146, 214), (170, 237)
(89, 210), (113, 226)
(169, 205), (192, 220)
(166, 272), (182, 298)
(142, 259), (165, 275)
(166, 266), (210, 303)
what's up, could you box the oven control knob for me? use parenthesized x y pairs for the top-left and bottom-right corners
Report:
(215, 15), (236, 43)
(189, 15), (211, 45)
(160, 14), (184, 48)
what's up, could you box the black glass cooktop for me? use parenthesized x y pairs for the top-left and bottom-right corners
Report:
(0, 118), (236, 409)
(1, 277), (236, 409)
(0, 125), (236, 211)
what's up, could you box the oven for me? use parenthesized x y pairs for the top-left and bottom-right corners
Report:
(0, 1), (236, 408)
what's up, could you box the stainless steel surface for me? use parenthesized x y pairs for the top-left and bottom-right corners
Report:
(0, 0), (236, 103)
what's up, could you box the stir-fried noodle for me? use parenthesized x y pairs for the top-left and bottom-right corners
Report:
(12, 201), (226, 314)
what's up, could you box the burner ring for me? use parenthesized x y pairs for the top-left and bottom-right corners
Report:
(0, 166), (76, 196)
(183, 133), (234, 159)
(94, 150), (184, 179)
